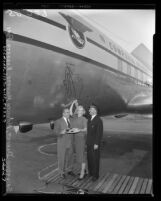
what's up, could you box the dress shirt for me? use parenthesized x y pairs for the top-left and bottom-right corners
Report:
(91, 115), (96, 121)
(63, 117), (70, 128)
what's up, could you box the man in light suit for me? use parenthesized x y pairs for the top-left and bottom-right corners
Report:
(87, 104), (103, 181)
(54, 108), (75, 178)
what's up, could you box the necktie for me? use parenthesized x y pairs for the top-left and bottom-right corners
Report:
(67, 118), (71, 128)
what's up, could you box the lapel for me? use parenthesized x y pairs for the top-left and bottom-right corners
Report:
(89, 115), (97, 126)
(62, 117), (72, 127)
(61, 117), (68, 128)
(91, 115), (97, 122)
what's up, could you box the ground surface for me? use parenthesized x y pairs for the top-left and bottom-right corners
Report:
(5, 116), (152, 194)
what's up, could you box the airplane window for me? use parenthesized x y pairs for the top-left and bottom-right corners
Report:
(144, 75), (147, 86)
(131, 66), (135, 78)
(135, 68), (138, 80)
(127, 64), (131, 75)
(138, 70), (142, 82)
(118, 58), (122, 72)
(143, 73), (145, 83)
(140, 72), (143, 82)
(122, 62), (127, 74)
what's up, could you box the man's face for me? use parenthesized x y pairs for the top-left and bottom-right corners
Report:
(63, 109), (70, 119)
(89, 107), (97, 116)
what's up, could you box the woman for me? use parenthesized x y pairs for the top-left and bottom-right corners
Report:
(70, 102), (88, 180)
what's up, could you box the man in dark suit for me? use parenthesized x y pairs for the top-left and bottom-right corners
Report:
(86, 104), (103, 181)
(54, 108), (75, 178)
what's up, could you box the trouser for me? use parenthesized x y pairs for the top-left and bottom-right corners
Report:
(57, 138), (74, 174)
(87, 145), (100, 178)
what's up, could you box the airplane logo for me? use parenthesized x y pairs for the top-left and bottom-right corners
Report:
(68, 25), (85, 48)
(59, 12), (93, 49)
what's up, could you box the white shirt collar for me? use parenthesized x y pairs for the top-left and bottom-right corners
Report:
(91, 115), (96, 120)
(63, 117), (68, 123)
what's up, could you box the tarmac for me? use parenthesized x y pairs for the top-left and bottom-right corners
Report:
(5, 116), (152, 194)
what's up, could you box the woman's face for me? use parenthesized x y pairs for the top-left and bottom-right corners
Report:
(77, 106), (84, 116)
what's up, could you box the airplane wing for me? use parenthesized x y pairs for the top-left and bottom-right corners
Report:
(126, 104), (152, 114)
(126, 92), (152, 114)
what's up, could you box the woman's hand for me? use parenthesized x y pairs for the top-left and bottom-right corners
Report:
(73, 99), (78, 105)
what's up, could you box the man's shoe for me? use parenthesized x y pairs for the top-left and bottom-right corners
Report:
(84, 170), (89, 176)
(67, 171), (75, 176)
(78, 177), (84, 180)
(92, 177), (98, 182)
(87, 173), (92, 177)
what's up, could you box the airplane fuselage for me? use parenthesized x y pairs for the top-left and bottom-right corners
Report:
(4, 9), (152, 126)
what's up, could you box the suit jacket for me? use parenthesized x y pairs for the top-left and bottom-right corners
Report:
(54, 117), (72, 148)
(87, 115), (103, 147)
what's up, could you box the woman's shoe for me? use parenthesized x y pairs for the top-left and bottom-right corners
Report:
(78, 172), (89, 180)
(78, 175), (85, 180)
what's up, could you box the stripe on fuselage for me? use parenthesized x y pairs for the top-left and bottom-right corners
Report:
(5, 31), (145, 86)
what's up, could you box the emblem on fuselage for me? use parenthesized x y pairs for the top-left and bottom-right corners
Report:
(68, 25), (85, 49)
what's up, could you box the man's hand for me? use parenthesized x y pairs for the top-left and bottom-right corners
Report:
(94, 144), (98, 150)
(60, 129), (66, 135)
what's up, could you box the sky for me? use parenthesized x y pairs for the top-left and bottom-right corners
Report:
(75, 9), (155, 54)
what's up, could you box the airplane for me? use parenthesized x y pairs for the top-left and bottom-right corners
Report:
(3, 9), (152, 133)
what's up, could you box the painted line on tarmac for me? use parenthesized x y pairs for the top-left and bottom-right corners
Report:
(34, 189), (62, 194)
(104, 129), (152, 134)
(37, 143), (58, 180)
(38, 167), (59, 181)
(38, 161), (58, 181)
(39, 161), (58, 172)
(38, 143), (57, 156)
